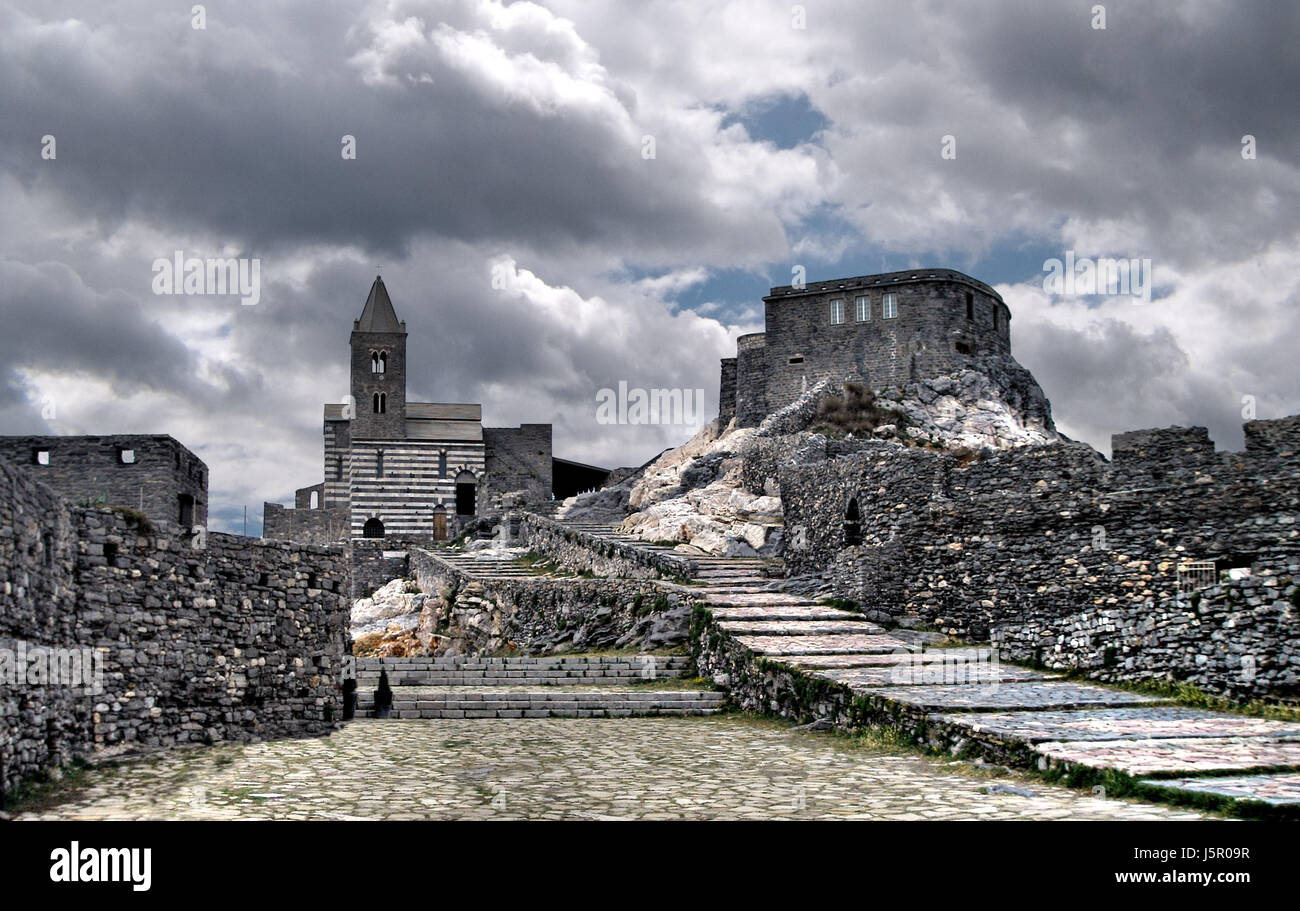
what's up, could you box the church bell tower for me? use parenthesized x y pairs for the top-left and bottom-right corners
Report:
(349, 275), (407, 439)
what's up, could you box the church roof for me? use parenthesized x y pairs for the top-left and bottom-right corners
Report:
(407, 402), (482, 421)
(354, 275), (403, 332)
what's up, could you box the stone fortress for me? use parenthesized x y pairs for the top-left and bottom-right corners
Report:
(720, 268), (1052, 431)
(2, 265), (1297, 814)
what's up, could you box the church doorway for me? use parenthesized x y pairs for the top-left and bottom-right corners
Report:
(363, 517), (385, 538)
(455, 472), (477, 516)
(432, 509), (447, 541)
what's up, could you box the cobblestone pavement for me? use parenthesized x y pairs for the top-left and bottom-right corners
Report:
(15, 717), (1207, 820)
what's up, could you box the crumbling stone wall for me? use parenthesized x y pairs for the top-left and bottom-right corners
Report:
(409, 548), (693, 655)
(0, 462), (350, 798)
(992, 555), (1299, 702)
(518, 513), (697, 580)
(777, 416), (1300, 700)
(263, 502), (349, 546)
(483, 424), (553, 507)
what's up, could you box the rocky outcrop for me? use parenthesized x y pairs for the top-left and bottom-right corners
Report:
(558, 359), (1061, 558)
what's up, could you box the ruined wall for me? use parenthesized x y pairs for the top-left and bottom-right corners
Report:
(350, 537), (416, 600)
(717, 358), (738, 428)
(262, 502), (349, 546)
(992, 554), (1298, 702)
(0, 434), (208, 527)
(483, 424), (553, 507)
(519, 513), (697, 580)
(777, 417), (1300, 700)
(409, 549), (693, 655)
(0, 462), (350, 797)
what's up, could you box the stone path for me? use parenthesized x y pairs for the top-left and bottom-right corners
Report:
(13, 717), (1208, 820)
(687, 554), (1300, 811)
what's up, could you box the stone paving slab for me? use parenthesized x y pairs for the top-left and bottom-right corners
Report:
(932, 707), (1300, 744)
(815, 664), (1057, 688)
(13, 717), (1208, 820)
(1035, 737), (1300, 776)
(708, 606), (862, 621)
(733, 633), (915, 656)
(865, 681), (1171, 712)
(786, 648), (998, 669)
(1137, 772), (1300, 806)
(704, 592), (824, 606)
(717, 619), (885, 636)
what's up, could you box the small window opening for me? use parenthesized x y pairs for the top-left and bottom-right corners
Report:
(119, 448), (136, 464)
(34, 449), (50, 466)
(844, 498), (863, 547)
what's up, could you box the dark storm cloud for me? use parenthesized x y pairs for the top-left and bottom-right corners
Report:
(0, 0), (1297, 531)
(0, 259), (200, 402)
(0, 1), (790, 266)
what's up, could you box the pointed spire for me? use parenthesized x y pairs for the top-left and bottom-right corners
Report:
(355, 275), (402, 332)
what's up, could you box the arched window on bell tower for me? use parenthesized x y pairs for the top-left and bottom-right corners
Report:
(373, 392), (386, 414)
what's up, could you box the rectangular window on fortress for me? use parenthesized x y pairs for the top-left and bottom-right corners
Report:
(830, 299), (845, 325)
(855, 295), (869, 321)
(965, 292), (974, 319)
(882, 293), (898, 318)
(34, 449), (50, 466)
(118, 448), (136, 464)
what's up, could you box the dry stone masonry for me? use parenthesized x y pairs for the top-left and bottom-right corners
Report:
(0, 460), (350, 798)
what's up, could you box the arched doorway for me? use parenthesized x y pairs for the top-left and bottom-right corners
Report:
(362, 517), (385, 538)
(431, 506), (448, 541)
(455, 471), (477, 516)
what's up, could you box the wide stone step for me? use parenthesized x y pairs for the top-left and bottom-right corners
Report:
(355, 670), (691, 686)
(865, 680), (1172, 713)
(708, 606), (861, 621)
(355, 688), (726, 719)
(732, 633), (915, 656)
(356, 656), (690, 669)
(717, 619), (884, 636)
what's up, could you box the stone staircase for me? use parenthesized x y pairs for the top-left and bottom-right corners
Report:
(435, 549), (544, 579)
(353, 655), (725, 719)
(688, 554), (1300, 812)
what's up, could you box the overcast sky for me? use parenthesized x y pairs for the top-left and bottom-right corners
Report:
(2, 0), (1297, 533)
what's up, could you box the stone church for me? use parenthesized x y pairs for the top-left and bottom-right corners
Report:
(264, 277), (608, 544)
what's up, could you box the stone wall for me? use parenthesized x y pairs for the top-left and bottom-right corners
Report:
(518, 512), (697, 580)
(0, 461), (350, 798)
(262, 502), (349, 546)
(992, 555), (1299, 702)
(483, 424), (553, 507)
(350, 537), (416, 600)
(409, 548), (693, 655)
(0, 434), (208, 527)
(717, 358), (737, 428)
(777, 416), (1300, 700)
